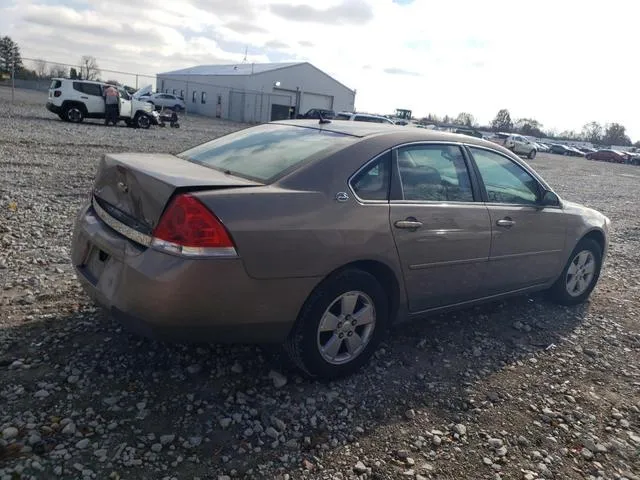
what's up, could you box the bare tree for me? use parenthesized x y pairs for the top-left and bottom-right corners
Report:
(79, 55), (101, 81)
(455, 112), (475, 126)
(49, 64), (68, 78)
(34, 59), (48, 79)
(581, 121), (603, 145)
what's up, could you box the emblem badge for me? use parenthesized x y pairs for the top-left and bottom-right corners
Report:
(335, 192), (349, 202)
(117, 182), (129, 193)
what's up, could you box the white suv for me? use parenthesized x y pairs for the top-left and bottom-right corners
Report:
(46, 78), (159, 128)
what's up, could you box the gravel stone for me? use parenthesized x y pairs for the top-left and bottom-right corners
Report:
(75, 438), (90, 449)
(268, 370), (288, 388)
(1, 427), (19, 440)
(453, 423), (467, 435)
(353, 461), (368, 474)
(488, 438), (503, 449)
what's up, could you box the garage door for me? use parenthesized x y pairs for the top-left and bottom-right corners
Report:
(302, 92), (333, 112)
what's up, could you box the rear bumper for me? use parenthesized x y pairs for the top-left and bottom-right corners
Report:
(71, 202), (319, 343)
(46, 102), (62, 115)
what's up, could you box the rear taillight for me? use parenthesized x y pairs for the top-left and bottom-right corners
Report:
(54, 91), (61, 97)
(151, 194), (237, 257)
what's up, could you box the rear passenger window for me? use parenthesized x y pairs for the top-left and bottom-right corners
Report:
(49, 80), (61, 89)
(397, 145), (474, 202)
(73, 82), (102, 96)
(350, 151), (391, 201)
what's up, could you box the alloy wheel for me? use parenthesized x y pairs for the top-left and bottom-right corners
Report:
(316, 291), (376, 365)
(67, 108), (82, 123)
(566, 250), (596, 297)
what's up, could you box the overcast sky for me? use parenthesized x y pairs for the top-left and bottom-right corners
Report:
(2, 0), (639, 139)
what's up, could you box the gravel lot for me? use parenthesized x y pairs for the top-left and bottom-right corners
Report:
(1, 87), (639, 480)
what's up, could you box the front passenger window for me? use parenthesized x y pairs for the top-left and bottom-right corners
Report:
(469, 148), (540, 205)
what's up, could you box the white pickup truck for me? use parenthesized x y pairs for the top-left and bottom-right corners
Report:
(491, 133), (537, 159)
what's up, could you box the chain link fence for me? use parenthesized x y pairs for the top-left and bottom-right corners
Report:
(0, 57), (157, 96)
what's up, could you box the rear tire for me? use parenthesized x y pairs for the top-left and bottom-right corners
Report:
(284, 269), (389, 379)
(64, 105), (84, 123)
(548, 238), (602, 305)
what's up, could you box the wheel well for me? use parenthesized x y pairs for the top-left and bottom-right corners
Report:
(582, 229), (605, 253)
(335, 260), (401, 322)
(61, 101), (87, 114)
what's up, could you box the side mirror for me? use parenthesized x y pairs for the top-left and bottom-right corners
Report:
(539, 190), (560, 207)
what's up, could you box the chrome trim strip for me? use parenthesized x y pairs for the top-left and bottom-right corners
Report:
(409, 256), (489, 270)
(489, 249), (563, 261)
(92, 196), (152, 247)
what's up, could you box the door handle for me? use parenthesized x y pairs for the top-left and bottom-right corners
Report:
(80, 96), (89, 99)
(496, 218), (515, 228)
(394, 219), (423, 230)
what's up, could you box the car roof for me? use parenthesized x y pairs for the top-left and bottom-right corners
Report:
(271, 119), (510, 150)
(56, 78), (104, 85)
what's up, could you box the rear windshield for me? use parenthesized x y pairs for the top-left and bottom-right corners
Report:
(177, 124), (358, 182)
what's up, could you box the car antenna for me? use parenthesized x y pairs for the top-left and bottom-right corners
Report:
(318, 111), (331, 124)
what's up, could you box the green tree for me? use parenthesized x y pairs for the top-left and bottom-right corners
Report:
(491, 109), (513, 132)
(0, 36), (22, 74)
(70, 67), (79, 79)
(581, 121), (603, 145)
(455, 112), (475, 126)
(602, 123), (631, 146)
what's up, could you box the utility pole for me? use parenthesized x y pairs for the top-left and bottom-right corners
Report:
(11, 52), (15, 105)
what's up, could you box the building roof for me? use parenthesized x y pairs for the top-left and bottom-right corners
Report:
(158, 62), (304, 76)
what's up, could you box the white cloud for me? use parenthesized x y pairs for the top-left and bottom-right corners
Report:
(3, 0), (640, 138)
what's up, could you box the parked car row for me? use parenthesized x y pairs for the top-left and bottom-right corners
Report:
(586, 149), (640, 165)
(298, 109), (396, 124)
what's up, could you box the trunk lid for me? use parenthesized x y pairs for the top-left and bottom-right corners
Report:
(92, 153), (261, 230)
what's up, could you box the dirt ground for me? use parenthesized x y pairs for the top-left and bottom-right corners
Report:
(0, 87), (639, 480)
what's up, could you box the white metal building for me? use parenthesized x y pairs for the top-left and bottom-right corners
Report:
(156, 62), (356, 123)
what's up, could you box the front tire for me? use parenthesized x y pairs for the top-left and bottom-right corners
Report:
(135, 113), (151, 129)
(548, 238), (602, 305)
(528, 149), (537, 159)
(284, 269), (389, 379)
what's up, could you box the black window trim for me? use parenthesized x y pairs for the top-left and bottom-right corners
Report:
(347, 149), (393, 204)
(388, 141), (483, 205)
(464, 144), (563, 209)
